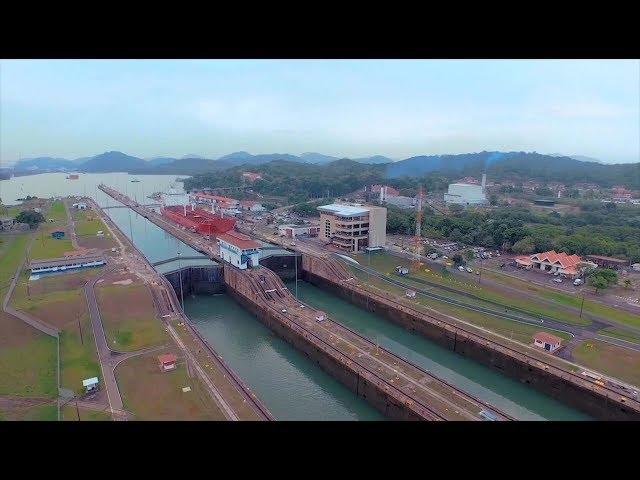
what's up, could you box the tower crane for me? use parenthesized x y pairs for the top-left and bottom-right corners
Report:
(413, 185), (424, 272)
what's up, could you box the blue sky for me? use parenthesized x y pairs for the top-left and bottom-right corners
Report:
(1, 59), (638, 165)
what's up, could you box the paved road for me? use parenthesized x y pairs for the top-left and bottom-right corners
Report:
(84, 270), (125, 418)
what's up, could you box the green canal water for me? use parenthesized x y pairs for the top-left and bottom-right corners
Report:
(285, 280), (591, 421)
(184, 294), (384, 420)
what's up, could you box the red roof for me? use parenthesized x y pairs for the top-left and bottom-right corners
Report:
(533, 332), (563, 345)
(530, 250), (582, 269)
(216, 230), (261, 250)
(158, 353), (177, 364)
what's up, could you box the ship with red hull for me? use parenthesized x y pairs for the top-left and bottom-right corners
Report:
(161, 205), (236, 235)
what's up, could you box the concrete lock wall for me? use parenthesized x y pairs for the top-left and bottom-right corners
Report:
(222, 265), (425, 421)
(259, 254), (302, 281)
(301, 257), (640, 421)
(165, 265), (225, 297)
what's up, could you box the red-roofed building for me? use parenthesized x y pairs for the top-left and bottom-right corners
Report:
(515, 250), (586, 278)
(158, 353), (177, 371)
(217, 230), (261, 269)
(611, 186), (633, 203)
(533, 332), (562, 352)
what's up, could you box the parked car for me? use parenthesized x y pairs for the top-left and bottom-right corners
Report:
(553, 277), (563, 283)
(573, 278), (583, 286)
(458, 266), (465, 271)
(466, 267), (473, 273)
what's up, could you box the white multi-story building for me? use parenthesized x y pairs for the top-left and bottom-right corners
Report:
(317, 203), (387, 253)
(444, 174), (488, 206)
(216, 230), (261, 270)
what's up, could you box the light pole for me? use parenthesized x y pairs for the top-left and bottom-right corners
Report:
(295, 251), (298, 300)
(177, 250), (184, 309)
(579, 295), (585, 318)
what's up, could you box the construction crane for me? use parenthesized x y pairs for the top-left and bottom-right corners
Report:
(413, 185), (424, 272)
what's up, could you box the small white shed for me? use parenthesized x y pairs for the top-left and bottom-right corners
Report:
(82, 377), (99, 393)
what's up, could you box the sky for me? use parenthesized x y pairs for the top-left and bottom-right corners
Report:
(1, 59), (639, 165)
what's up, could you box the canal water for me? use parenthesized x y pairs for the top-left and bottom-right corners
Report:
(285, 280), (590, 421)
(1, 172), (186, 208)
(184, 294), (384, 420)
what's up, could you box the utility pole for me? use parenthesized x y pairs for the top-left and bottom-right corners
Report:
(579, 295), (585, 318)
(177, 250), (184, 309)
(295, 252), (298, 300)
(77, 310), (84, 345)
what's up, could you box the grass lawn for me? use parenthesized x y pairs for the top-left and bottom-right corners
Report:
(483, 268), (640, 329)
(350, 267), (572, 345)
(47, 200), (67, 224)
(11, 269), (101, 395)
(62, 404), (112, 421)
(29, 230), (73, 260)
(29, 199), (74, 260)
(97, 282), (168, 351)
(115, 350), (225, 420)
(355, 252), (592, 326)
(72, 209), (110, 236)
(0, 311), (57, 398)
(0, 403), (58, 421)
(0, 235), (30, 286)
(598, 327), (640, 344)
(573, 340), (640, 388)
(0, 234), (58, 400)
(0, 205), (23, 218)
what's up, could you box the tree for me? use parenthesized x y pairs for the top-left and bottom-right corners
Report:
(15, 210), (44, 228)
(464, 249), (475, 261)
(489, 193), (499, 206)
(623, 279), (632, 289)
(587, 268), (618, 293)
(449, 204), (464, 215)
(512, 237), (536, 254)
(534, 186), (553, 197)
(589, 276), (609, 294)
(452, 253), (464, 266)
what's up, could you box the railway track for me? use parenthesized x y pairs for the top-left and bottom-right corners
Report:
(319, 255), (640, 404)
(244, 266), (512, 421)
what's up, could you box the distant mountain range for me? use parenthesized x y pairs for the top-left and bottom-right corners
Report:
(6, 150), (637, 189)
(10, 150), (395, 174)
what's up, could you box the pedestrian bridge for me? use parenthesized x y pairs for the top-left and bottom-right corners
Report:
(102, 203), (161, 210)
(152, 255), (210, 267)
